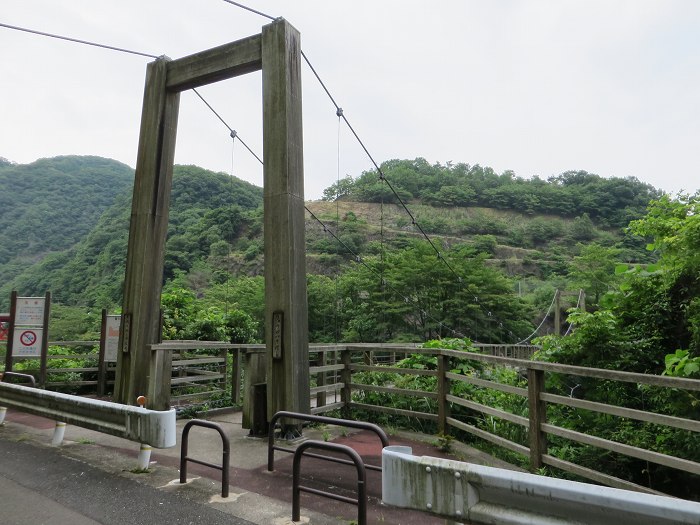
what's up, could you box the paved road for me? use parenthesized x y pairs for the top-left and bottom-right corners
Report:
(0, 436), (255, 525)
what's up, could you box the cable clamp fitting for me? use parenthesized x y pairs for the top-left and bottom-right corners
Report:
(336, 107), (344, 117)
(230, 130), (238, 139)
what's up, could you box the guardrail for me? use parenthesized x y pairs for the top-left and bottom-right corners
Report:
(381, 445), (700, 524)
(0, 382), (176, 448)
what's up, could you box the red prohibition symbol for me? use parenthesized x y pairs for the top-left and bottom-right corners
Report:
(20, 330), (37, 346)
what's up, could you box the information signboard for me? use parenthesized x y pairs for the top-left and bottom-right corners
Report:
(104, 315), (121, 362)
(12, 327), (43, 357)
(15, 297), (46, 326)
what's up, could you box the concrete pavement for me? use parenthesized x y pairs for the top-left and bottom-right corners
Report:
(0, 408), (523, 524)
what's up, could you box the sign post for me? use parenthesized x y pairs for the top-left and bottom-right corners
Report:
(4, 291), (51, 387)
(98, 310), (121, 396)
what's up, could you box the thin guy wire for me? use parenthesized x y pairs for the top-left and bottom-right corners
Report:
(218, 0), (463, 285)
(299, 49), (461, 280)
(0, 21), (158, 58)
(335, 114), (342, 344)
(192, 89), (263, 165)
(224, 136), (237, 317)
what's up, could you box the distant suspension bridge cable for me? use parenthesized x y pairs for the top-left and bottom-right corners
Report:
(562, 289), (583, 337)
(515, 291), (557, 345)
(220, 0), (462, 283)
(221, 0), (276, 21)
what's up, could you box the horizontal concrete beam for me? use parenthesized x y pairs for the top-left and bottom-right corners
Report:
(382, 446), (700, 525)
(0, 382), (175, 448)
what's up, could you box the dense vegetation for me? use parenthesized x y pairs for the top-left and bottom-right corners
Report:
(507, 194), (700, 497)
(0, 156), (133, 301)
(343, 192), (700, 498)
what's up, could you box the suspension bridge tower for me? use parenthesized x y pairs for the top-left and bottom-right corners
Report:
(114, 18), (310, 418)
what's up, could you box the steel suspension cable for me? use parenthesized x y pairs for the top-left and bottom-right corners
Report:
(216, 0), (536, 344)
(192, 89), (263, 165)
(0, 21), (159, 58)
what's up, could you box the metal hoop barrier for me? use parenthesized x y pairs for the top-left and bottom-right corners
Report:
(268, 411), (389, 473)
(293, 440), (367, 525)
(1, 371), (37, 387)
(180, 419), (230, 498)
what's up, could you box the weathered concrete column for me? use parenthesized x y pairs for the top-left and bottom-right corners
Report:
(115, 57), (179, 410)
(262, 19), (310, 419)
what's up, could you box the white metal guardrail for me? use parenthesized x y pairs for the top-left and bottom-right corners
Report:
(0, 382), (176, 448)
(382, 446), (700, 525)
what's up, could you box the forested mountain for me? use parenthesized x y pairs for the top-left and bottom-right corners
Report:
(0, 155), (660, 344)
(0, 159), (263, 310)
(0, 156), (134, 304)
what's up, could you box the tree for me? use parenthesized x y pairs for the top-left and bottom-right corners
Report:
(321, 175), (355, 201)
(571, 213), (595, 241)
(569, 243), (621, 305)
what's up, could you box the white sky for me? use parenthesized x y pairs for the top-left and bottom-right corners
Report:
(1, 0), (699, 200)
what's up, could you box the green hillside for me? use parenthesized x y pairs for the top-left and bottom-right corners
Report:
(0, 160), (263, 310)
(0, 156), (134, 303)
(0, 155), (660, 344)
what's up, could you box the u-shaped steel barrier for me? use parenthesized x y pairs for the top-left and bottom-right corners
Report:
(1, 371), (37, 387)
(180, 419), (230, 498)
(268, 410), (389, 472)
(292, 440), (367, 525)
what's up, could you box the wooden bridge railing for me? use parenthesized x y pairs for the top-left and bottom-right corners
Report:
(309, 344), (700, 498)
(10, 339), (696, 497)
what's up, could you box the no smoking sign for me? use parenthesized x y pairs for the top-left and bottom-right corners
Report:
(20, 330), (37, 346)
(13, 328), (43, 356)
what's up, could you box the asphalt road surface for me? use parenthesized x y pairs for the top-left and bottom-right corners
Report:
(0, 436), (255, 525)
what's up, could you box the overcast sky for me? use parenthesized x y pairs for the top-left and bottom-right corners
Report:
(2, 1), (699, 199)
